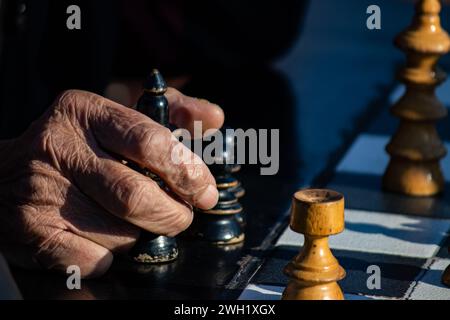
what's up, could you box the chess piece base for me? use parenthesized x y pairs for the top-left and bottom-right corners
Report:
(383, 158), (445, 196)
(282, 280), (344, 300)
(130, 234), (178, 264)
(190, 212), (245, 245)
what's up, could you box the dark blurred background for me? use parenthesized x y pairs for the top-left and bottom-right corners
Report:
(0, 0), (449, 184)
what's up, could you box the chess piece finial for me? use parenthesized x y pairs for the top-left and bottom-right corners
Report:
(282, 189), (346, 300)
(144, 69), (168, 94)
(383, 0), (450, 196)
(190, 129), (245, 245)
(130, 69), (178, 264)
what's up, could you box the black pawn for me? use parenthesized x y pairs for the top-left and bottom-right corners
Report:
(222, 132), (245, 199)
(224, 165), (245, 199)
(129, 69), (178, 264)
(191, 129), (245, 244)
(214, 131), (246, 227)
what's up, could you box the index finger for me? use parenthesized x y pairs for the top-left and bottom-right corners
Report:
(166, 88), (225, 135)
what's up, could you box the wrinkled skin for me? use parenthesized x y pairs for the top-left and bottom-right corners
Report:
(0, 89), (224, 278)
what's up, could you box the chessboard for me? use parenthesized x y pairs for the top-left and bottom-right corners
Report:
(238, 82), (450, 301)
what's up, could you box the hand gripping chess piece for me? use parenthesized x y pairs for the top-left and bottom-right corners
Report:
(282, 189), (346, 300)
(128, 70), (178, 264)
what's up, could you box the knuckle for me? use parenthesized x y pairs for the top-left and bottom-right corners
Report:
(174, 161), (213, 197)
(164, 140), (212, 194)
(110, 175), (147, 219)
(52, 89), (103, 121)
(138, 127), (173, 163)
(35, 228), (112, 278)
(35, 229), (68, 263)
(53, 90), (83, 111)
(144, 194), (193, 236)
(166, 205), (193, 236)
(56, 89), (78, 104)
(124, 186), (146, 219)
(80, 251), (113, 279)
(177, 207), (194, 232)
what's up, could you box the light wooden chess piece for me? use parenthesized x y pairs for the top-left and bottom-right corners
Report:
(383, 0), (450, 196)
(282, 189), (346, 300)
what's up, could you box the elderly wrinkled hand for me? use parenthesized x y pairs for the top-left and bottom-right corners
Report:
(0, 89), (224, 278)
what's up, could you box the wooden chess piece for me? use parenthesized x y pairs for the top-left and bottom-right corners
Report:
(190, 129), (245, 245)
(282, 189), (346, 300)
(224, 165), (245, 199)
(191, 188), (245, 245)
(214, 172), (246, 229)
(129, 70), (178, 264)
(213, 129), (246, 227)
(220, 131), (245, 199)
(383, 0), (450, 196)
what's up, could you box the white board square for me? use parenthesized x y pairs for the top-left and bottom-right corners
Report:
(408, 259), (450, 300)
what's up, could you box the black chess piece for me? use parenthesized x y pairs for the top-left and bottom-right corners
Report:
(225, 165), (245, 198)
(214, 131), (246, 227)
(129, 69), (178, 264)
(190, 129), (245, 244)
(219, 132), (245, 199)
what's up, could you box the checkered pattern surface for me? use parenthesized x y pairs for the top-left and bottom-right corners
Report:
(238, 84), (450, 300)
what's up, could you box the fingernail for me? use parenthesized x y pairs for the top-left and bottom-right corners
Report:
(194, 184), (219, 210)
(198, 98), (219, 108)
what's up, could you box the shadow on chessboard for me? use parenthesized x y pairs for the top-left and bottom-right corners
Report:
(328, 172), (450, 220)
